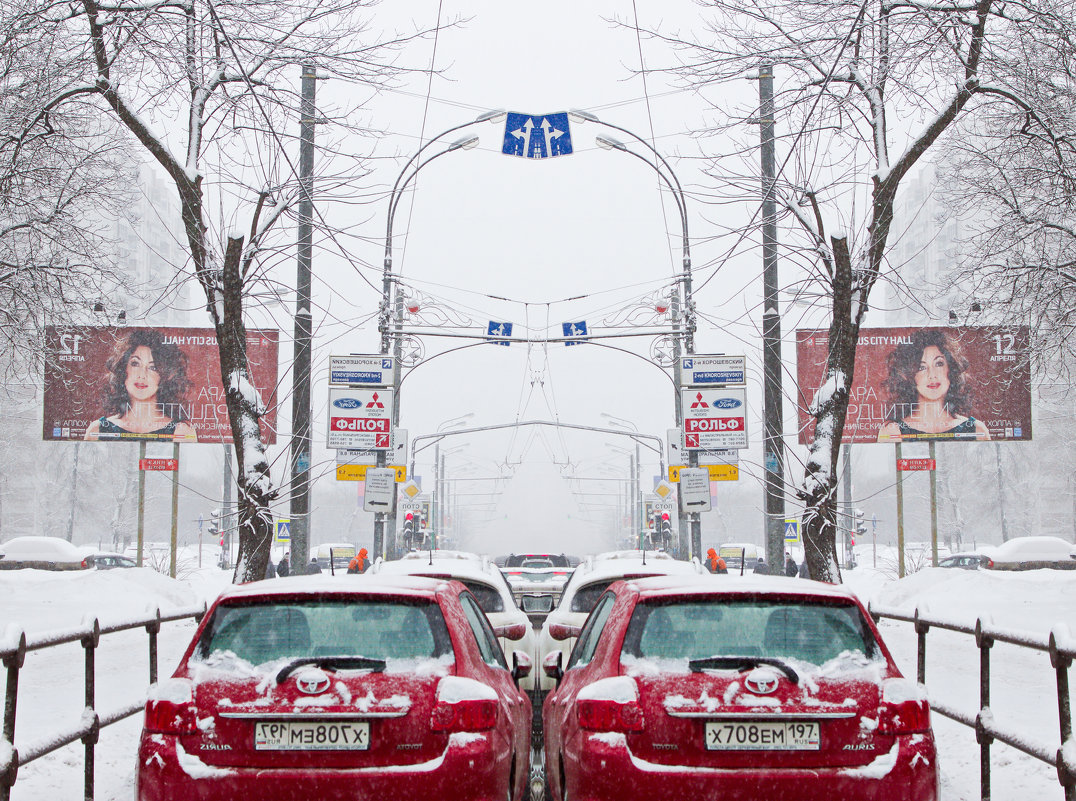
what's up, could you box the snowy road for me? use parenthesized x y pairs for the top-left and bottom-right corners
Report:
(2, 562), (1073, 800)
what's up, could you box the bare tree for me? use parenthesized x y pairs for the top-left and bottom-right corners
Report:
(645, 0), (1076, 581)
(8, 0), (437, 581)
(1, 11), (133, 370)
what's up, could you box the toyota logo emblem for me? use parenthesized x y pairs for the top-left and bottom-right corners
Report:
(744, 670), (780, 695)
(295, 671), (331, 695)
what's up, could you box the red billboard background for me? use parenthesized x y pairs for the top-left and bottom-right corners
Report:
(796, 326), (1032, 445)
(43, 326), (279, 444)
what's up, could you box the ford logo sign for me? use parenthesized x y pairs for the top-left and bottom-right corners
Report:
(333, 398), (362, 409)
(712, 398), (742, 409)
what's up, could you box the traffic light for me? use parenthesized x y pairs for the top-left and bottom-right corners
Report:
(659, 512), (672, 549)
(402, 511), (415, 549)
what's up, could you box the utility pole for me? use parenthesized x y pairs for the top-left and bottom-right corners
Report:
(290, 64), (315, 567)
(760, 63), (787, 569)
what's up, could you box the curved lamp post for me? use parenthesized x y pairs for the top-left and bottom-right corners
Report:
(575, 111), (701, 558)
(372, 112), (505, 559)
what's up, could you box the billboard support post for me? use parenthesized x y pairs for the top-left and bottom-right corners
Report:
(929, 440), (939, 566)
(136, 441), (146, 567)
(170, 443), (180, 578)
(895, 442), (905, 578)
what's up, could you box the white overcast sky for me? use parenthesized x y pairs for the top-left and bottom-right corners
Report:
(261, 0), (823, 553)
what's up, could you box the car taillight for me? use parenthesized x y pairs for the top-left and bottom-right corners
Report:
(431, 699), (498, 732)
(577, 699), (644, 733)
(144, 699), (197, 735)
(877, 699), (931, 735)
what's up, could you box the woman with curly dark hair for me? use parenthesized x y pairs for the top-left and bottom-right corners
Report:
(84, 329), (197, 441)
(877, 329), (989, 442)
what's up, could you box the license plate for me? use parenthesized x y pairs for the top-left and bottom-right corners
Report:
(705, 720), (819, 750)
(255, 720), (371, 750)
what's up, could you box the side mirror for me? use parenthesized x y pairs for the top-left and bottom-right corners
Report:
(511, 650), (533, 685)
(543, 650), (564, 684)
(494, 622), (528, 641)
(548, 622), (581, 641)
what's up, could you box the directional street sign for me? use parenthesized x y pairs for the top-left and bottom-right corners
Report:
(682, 387), (748, 450)
(363, 468), (397, 513)
(336, 464), (406, 482)
(706, 464), (739, 481)
(680, 355), (747, 386)
(697, 448), (740, 465)
(487, 321), (513, 346)
(678, 468), (712, 513)
(327, 387), (393, 450)
(502, 112), (573, 159)
(329, 355), (393, 386)
(562, 321), (587, 346)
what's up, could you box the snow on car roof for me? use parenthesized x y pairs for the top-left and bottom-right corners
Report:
(620, 573), (865, 602)
(212, 573), (452, 602)
(373, 554), (511, 595)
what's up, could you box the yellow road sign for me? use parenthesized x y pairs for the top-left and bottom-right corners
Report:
(705, 464), (739, 481)
(668, 466), (686, 483)
(336, 464), (406, 482)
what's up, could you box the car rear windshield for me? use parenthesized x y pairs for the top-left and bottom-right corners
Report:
(505, 553), (571, 567)
(622, 598), (877, 665)
(193, 599), (453, 666)
(570, 580), (617, 613)
(458, 580), (504, 613)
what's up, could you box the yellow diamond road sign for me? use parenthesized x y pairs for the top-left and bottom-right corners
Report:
(654, 480), (675, 499)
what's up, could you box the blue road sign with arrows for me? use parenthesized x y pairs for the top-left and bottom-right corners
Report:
(562, 321), (587, 346)
(487, 321), (513, 346)
(502, 112), (573, 159)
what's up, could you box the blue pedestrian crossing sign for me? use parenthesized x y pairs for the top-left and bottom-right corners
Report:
(502, 112), (573, 159)
(487, 321), (513, 346)
(562, 320), (588, 346)
(276, 519), (291, 542)
(784, 519), (800, 543)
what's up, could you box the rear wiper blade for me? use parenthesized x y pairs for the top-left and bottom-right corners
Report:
(687, 656), (800, 685)
(276, 656), (387, 684)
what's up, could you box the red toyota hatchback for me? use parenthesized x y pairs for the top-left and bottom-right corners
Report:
(542, 575), (938, 801)
(137, 574), (533, 801)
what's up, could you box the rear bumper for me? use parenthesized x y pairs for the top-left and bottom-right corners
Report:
(558, 731), (938, 801)
(137, 731), (509, 801)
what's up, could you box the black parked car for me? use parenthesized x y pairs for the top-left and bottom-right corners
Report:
(937, 553), (993, 570)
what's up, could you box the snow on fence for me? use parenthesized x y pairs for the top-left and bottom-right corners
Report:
(0, 604), (206, 801)
(869, 601), (1076, 801)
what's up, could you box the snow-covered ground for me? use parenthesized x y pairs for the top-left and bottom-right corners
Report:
(1, 546), (1073, 800)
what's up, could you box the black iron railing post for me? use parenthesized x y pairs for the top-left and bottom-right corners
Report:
(146, 608), (162, 685)
(81, 619), (101, 801)
(975, 618), (994, 801)
(1, 630), (25, 801)
(914, 607), (929, 684)
(1049, 630), (1074, 801)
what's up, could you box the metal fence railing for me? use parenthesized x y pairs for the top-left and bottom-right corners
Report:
(0, 603), (206, 801)
(869, 601), (1075, 801)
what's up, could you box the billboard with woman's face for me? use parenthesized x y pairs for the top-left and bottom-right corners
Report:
(796, 326), (1032, 445)
(42, 326), (279, 444)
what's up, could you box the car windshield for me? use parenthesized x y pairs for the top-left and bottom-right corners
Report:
(622, 599), (878, 666)
(193, 599), (453, 666)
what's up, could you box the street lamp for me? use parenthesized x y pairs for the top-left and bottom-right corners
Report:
(374, 112), (504, 559)
(579, 110), (699, 557)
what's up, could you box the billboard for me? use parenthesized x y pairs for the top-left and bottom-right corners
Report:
(796, 326), (1032, 444)
(43, 326), (279, 444)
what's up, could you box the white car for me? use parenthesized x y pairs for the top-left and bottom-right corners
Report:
(369, 550), (540, 690)
(987, 536), (1076, 570)
(535, 550), (707, 691)
(0, 536), (87, 570)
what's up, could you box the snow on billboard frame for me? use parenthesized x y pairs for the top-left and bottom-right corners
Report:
(42, 326), (280, 444)
(795, 326), (1032, 445)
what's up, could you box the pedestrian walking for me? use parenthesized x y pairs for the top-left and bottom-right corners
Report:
(277, 552), (290, 577)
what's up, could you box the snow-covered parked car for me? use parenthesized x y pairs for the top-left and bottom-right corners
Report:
(370, 550), (540, 691)
(136, 574), (532, 801)
(535, 550), (706, 693)
(0, 536), (87, 571)
(541, 574), (938, 801)
(986, 536), (1076, 571)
